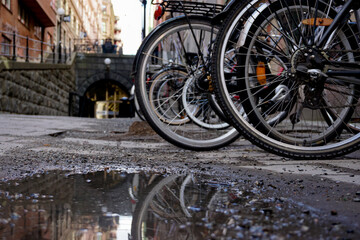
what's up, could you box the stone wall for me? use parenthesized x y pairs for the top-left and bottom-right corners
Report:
(0, 60), (75, 115)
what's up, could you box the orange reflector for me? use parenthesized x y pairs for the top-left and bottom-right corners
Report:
(302, 18), (333, 26)
(256, 62), (266, 85)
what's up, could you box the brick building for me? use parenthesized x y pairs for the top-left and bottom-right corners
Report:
(0, 0), (57, 61)
(0, 0), (105, 62)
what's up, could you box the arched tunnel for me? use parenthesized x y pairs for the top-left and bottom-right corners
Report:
(74, 55), (136, 119)
(80, 79), (133, 118)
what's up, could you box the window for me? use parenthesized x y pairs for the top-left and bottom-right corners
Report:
(50, 0), (56, 10)
(2, 0), (10, 10)
(47, 32), (53, 51)
(47, 33), (52, 44)
(34, 26), (41, 39)
(18, 2), (29, 27)
(73, 17), (76, 31)
(62, 0), (66, 10)
(1, 35), (11, 56)
(102, 22), (106, 33)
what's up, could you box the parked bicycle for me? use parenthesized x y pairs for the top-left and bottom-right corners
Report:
(130, 174), (227, 239)
(133, 0), (241, 150)
(212, 0), (360, 159)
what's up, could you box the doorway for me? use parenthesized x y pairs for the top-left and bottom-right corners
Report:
(80, 80), (133, 118)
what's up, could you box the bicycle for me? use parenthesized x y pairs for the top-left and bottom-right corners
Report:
(133, 0), (241, 150)
(212, 0), (360, 159)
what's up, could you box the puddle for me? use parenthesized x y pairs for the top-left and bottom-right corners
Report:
(0, 170), (357, 239)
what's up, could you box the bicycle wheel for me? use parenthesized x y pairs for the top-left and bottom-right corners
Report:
(135, 16), (239, 150)
(182, 74), (230, 129)
(134, 96), (146, 121)
(149, 68), (191, 125)
(213, 0), (360, 159)
(130, 175), (203, 239)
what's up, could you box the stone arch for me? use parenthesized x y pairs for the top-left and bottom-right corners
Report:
(78, 71), (134, 118)
(78, 71), (133, 97)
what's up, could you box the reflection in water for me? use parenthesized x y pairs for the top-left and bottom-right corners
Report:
(0, 171), (356, 239)
(0, 171), (138, 240)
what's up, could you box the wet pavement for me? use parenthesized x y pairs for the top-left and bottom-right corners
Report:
(0, 170), (359, 239)
(0, 114), (359, 239)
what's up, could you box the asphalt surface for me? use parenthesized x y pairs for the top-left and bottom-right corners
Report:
(0, 114), (359, 237)
(1, 114), (359, 182)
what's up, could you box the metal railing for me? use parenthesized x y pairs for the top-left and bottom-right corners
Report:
(73, 38), (121, 54)
(0, 31), (121, 64)
(0, 30), (72, 64)
(73, 38), (102, 53)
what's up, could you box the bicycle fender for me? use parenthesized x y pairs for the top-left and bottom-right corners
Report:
(237, 0), (270, 48)
(211, 0), (239, 23)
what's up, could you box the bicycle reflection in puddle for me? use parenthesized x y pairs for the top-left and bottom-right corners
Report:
(0, 170), (355, 239)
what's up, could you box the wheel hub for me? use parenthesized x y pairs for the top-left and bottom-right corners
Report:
(194, 69), (212, 93)
(290, 48), (328, 108)
(291, 48), (325, 77)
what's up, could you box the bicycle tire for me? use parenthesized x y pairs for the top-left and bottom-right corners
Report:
(135, 16), (240, 150)
(130, 175), (196, 239)
(182, 75), (231, 129)
(134, 95), (146, 121)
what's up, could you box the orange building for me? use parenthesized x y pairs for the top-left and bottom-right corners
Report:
(0, 0), (57, 61)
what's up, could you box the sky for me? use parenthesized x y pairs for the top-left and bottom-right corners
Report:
(111, 0), (143, 55)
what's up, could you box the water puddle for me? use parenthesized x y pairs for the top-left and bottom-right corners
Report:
(0, 170), (357, 239)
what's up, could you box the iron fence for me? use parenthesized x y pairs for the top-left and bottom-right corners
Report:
(0, 31), (121, 64)
(73, 38), (102, 54)
(73, 38), (122, 54)
(0, 30), (72, 63)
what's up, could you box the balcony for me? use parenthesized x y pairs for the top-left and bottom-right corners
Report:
(22, 0), (56, 27)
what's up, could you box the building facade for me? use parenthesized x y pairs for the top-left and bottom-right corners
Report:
(100, 0), (115, 44)
(0, 0), (57, 61)
(0, 0), (107, 62)
(55, 0), (116, 55)
(113, 16), (122, 54)
(56, 0), (103, 57)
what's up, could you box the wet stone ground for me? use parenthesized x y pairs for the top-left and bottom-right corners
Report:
(0, 170), (358, 239)
(0, 115), (359, 239)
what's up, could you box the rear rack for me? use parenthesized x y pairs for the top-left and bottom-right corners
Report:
(151, 0), (224, 16)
